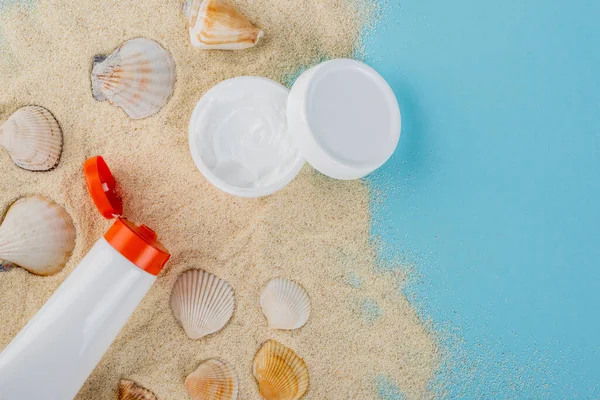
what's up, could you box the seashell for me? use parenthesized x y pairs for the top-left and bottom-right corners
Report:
(91, 38), (176, 119)
(0, 261), (15, 272)
(0, 196), (76, 276)
(170, 269), (235, 339)
(182, 0), (264, 50)
(260, 278), (310, 330)
(118, 379), (158, 400)
(253, 340), (309, 400)
(185, 358), (239, 400)
(0, 106), (62, 171)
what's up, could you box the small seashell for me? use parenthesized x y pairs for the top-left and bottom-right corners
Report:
(253, 340), (309, 400)
(0, 196), (76, 276)
(185, 358), (239, 400)
(260, 278), (310, 330)
(0, 261), (15, 272)
(118, 379), (158, 400)
(91, 38), (176, 119)
(182, 0), (264, 50)
(170, 269), (235, 339)
(0, 106), (62, 171)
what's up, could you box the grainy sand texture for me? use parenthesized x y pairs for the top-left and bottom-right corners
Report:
(0, 0), (439, 398)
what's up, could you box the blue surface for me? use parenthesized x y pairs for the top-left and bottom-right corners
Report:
(367, 0), (600, 398)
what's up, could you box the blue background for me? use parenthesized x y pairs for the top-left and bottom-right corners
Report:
(367, 0), (599, 398)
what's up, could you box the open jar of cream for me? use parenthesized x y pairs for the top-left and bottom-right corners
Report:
(189, 59), (401, 197)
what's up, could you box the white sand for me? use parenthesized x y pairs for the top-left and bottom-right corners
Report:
(0, 0), (439, 398)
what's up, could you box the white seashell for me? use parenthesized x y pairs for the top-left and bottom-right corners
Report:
(170, 269), (235, 339)
(183, 0), (264, 50)
(0, 196), (76, 276)
(253, 340), (309, 400)
(0, 106), (62, 171)
(91, 38), (176, 119)
(260, 278), (310, 330)
(185, 358), (239, 400)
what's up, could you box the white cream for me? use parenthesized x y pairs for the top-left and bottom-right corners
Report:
(189, 77), (300, 191)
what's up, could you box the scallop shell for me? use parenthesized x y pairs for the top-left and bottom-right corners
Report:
(183, 0), (264, 50)
(0, 196), (76, 276)
(253, 340), (309, 400)
(170, 269), (235, 339)
(185, 358), (239, 400)
(91, 38), (176, 119)
(118, 379), (158, 400)
(0, 106), (62, 171)
(260, 278), (310, 330)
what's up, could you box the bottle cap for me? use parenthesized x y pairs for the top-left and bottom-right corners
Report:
(84, 156), (170, 275)
(84, 156), (123, 218)
(104, 218), (170, 276)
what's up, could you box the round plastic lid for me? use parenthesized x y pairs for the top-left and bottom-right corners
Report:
(83, 155), (170, 275)
(287, 59), (401, 180)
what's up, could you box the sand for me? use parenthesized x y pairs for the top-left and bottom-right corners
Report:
(0, 0), (439, 398)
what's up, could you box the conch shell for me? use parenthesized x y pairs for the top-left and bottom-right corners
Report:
(185, 358), (239, 400)
(170, 269), (235, 339)
(0, 196), (76, 276)
(183, 0), (264, 50)
(118, 379), (158, 400)
(260, 278), (311, 330)
(253, 340), (309, 400)
(0, 106), (62, 171)
(91, 38), (176, 119)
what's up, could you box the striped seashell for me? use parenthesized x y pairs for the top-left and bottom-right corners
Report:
(91, 38), (176, 119)
(0, 106), (62, 171)
(260, 278), (310, 330)
(118, 379), (158, 400)
(185, 358), (239, 400)
(170, 269), (235, 339)
(182, 0), (263, 50)
(0, 196), (75, 276)
(253, 340), (309, 400)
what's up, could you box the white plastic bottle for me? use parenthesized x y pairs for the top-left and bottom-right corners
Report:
(0, 156), (170, 400)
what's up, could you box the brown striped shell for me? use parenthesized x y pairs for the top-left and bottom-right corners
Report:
(118, 379), (158, 400)
(182, 0), (263, 50)
(253, 340), (309, 400)
(185, 358), (239, 400)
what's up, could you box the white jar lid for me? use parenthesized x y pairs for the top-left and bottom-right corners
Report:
(188, 59), (401, 197)
(287, 59), (401, 180)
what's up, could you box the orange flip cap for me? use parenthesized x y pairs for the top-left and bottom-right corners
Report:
(84, 156), (170, 275)
(84, 156), (123, 218)
(104, 218), (170, 276)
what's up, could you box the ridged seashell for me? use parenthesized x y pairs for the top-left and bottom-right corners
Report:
(118, 379), (158, 400)
(260, 278), (310, 330)
(170, 269), (235, 339)
(182, 0), (264, 50)
(185, 358), (239, 400)
(0, 106), (62, 171)
(0, 196), (76, 276)
(91, 38), (176, 119)
(253, 340), (309, 400)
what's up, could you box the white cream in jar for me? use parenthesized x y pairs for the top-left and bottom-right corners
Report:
(189, 77), (304, 197)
